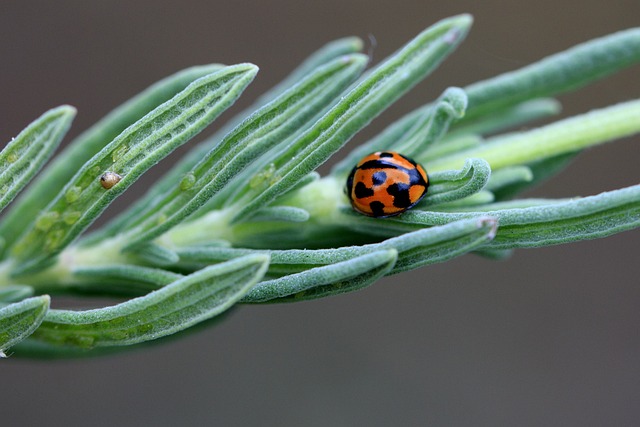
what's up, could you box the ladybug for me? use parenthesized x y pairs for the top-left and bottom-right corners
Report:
(345, 151), (429, 218)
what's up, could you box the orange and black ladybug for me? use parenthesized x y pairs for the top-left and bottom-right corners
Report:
(345, 151), (429, 218)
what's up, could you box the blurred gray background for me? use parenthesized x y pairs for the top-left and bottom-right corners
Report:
(1, 1), (639, 426)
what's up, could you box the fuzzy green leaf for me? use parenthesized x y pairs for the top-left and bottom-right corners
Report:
(396, 87), (467, 157)
(422, 134), (483, 161)
(421, 158), (491, 206)
(29, 255), (268, 349)
(70, 265), (181, 296)
(132, 243), (180, 266)
(484, 166), (533, 192)
(0, 66), (223, 257)
(250, 206), (311, 223)
(229, 15), (473, 223)
(0, 19), (638, 359)
(462, 27), (640, 119)
(331, 87), (468, 175)
(257, 37), (364, 106)
(0, 295), (50, 353)
(235, 216), (496, 302)
(92, 38), (363, 244)
(440, 198), (572, 212)
(491, 152), (577, 200)
(429, 99), (640, 172)
(168, 37), (365, 183)
(243, 250), (398, 303)
(0, 285), (34, 303)
(385, 185), (640, 248)
(118, 54), (368, 249)
(431, 191), (495, 210)
(176, 216), (496, 277)
(488, 186), (640, 248)
(344, 26), (640, 171)
(0, 106), (75, 214)
(449, 98), (562, 137)
(9, 64), (258, 275)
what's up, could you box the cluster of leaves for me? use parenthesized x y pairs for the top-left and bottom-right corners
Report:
(1, 15), (639, 358)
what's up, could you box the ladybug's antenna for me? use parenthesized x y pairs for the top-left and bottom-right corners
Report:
(366, 33), (377, 66)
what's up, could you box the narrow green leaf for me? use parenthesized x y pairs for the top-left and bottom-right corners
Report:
(331, 106), (431, 177)
(169, 37), (365, 182)
(484, 166), (533, 192)
(488, 186), (640, 248)
(263, 37), (364, 100)
(176, 216), (497, 277)
(492, 152), (578, 200)
(384, 184), (640, 248)
(29, 255), (268, 348)
(73, 265), (181, 286)
(249, 206), (310, 223)
(397, 87), (467, 157)
(0, 65), (223, 257)
(449, 98), (561, 137)
(280, 171), (320, 194)
(242, 250), (398, 303)
(9, 64), (258, 275)
(421, 158), (491, 206)
(463, 27), (640, 119)
(421, 134), (482, 161)
(132, 243), (180, 266)
(332, 87), (467, 176)
(338, 26), (640, 175)
(236, 216), (497, 303)
(0, 295), (50, 352)
(13, 307), (236, 359)
(70, 265), (181, 296)
(231, 15), (473, 223)
(436, 198), (572, 212)
(0, 285), (34, 303)
(430, 190), (495, 211)
(354, 216), (498, 272)
(0, 106), (75, 214)
(118, 54), (368, 249)
(429, 99), (640, 172)
(92, 38), (363, 244)
(387, 217), (497, 272)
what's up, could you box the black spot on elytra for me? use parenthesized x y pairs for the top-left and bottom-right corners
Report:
(354, 181), (374, 198)
(378, 152), (394, 158)
(407, 167), (427, 186)
(371, 171), (387, 186)
(369, 201), (386, 217)
(359, 159), (397, 170)
(387, 182), (412, 208)
(345, 168), (355, 195)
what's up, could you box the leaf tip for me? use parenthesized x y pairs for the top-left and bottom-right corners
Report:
(341, 52), (369, 67)
(451, 13), (474, 28)
(442, 14), (474, 45)
(350, 36), (365, 52)
(41, 104), (76, 128)
(238, 62), (260, 76)
(56, 104), (77, 116)
(442, 86), (468, 119)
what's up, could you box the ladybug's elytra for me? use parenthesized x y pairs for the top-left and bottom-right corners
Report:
(345, 151), (429, 218)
